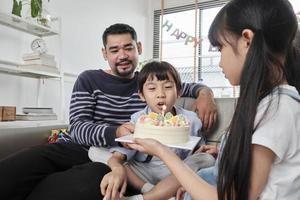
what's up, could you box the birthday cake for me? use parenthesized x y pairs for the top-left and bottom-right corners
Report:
(134, 112), (190, 144)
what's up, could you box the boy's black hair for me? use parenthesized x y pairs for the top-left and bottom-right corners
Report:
(138, 61), (182, 94)
(102, 23), (137, 47)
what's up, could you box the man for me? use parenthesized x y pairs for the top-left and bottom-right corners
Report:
(0, 23), (216, 200)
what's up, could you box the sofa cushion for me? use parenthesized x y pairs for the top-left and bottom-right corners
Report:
(176, 97), (237, 143)
(0, 124), (68, 159)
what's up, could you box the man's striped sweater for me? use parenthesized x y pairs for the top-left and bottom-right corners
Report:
(62, 69), (205, 148)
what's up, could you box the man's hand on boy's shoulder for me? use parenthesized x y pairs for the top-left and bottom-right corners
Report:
(192, 88), (217, 132)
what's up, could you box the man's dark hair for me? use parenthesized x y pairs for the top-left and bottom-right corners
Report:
(138, 61), (182, 94)
(102, 23), (137, 47)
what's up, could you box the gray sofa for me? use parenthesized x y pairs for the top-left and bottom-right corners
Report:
(175, 97), (236, 143)
(0, 97), (237, 160)
(0, 124), (68, 159)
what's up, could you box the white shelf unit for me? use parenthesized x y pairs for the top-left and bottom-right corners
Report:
(0, 12), (66, 127)
(0, 12), (59, 37)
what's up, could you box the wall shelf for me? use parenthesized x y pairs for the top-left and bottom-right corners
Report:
(0, 12), (59, 37)
(0, 59), (61, 79)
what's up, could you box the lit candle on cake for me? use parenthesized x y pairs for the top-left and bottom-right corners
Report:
(162, 105), (166, 116)
(161, 104), (167, 126)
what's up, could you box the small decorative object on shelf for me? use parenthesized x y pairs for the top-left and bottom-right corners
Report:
(31, 38), (47, 54)
(23, 107), (53, 114)
(19, 37), (59, 73)
(12, 0), (22, 17)
(16, 106), (57, 121)
(12, 0), (53, 27)
(0, 106), (16, 121)
(36, 8), (51, 27)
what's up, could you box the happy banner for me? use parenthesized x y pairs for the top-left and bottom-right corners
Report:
(162, 20), (203, 47)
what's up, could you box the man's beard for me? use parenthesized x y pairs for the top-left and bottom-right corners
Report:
(114, 60), (136, 78)
(115, 66), (135, 78)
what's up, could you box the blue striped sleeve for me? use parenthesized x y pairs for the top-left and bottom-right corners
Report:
(69, 73), (118, 147)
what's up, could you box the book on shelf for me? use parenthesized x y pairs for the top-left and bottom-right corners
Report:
(16, 113), (57, 121)
(23, 59), (57, 68)
(22, 107), (53, 114)
(22, 53), (55, 61)
(18, 64), (60, 74)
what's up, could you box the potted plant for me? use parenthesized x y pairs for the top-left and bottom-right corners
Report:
(12, 0), (51, 27)
(12, 0), (22, 17)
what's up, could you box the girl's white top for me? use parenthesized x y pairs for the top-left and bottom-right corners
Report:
(252, 85), (300, 200)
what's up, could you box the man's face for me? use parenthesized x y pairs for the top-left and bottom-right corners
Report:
(102, 33), (142, 79)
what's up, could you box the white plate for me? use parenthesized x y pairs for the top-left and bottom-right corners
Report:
(115, 134), (201, 150)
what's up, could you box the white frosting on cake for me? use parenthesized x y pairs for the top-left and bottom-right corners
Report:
(134, 113), (190, 144)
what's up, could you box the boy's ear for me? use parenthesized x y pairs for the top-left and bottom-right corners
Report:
(102, 48), (107, 60)
(241, 29), (254, 48)
(137, 42), (142, 55)
(138, 92), (146, 101)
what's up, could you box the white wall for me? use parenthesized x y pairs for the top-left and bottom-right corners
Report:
(49, 0), (152, 73)
(0, 0), (152, 121)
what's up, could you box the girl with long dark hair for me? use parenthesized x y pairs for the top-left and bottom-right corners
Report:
(129, 0), (300, 199)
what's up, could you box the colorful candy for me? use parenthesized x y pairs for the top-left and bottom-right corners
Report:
(137, 112), (189, 127)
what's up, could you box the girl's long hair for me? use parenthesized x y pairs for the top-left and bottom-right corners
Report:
(208, 0), (300, 199)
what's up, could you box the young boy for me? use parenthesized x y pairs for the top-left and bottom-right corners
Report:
(90, 61), (215, 200)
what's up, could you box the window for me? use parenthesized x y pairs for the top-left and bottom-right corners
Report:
(153, 1), (233, 98)
(289, 0), (300, 13)
(153, 0), (300, 98)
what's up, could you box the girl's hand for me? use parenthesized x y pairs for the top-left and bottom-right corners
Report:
(128, 138), (166, 157)
(100, 166), (127, 200)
